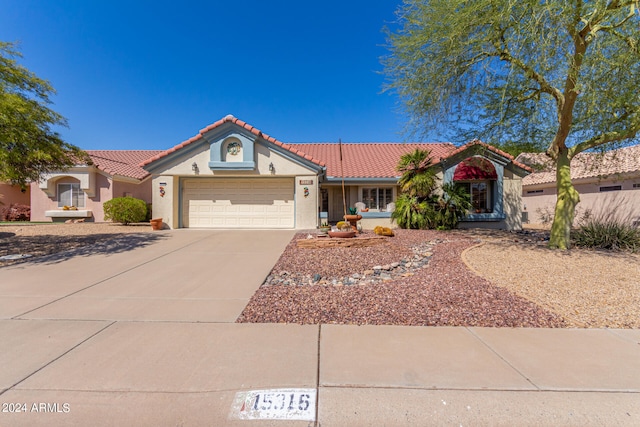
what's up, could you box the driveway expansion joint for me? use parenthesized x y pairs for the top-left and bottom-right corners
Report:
(465, 327), (541, 391)
(0, 321), (116, 397)
(11, 233), (216, 319)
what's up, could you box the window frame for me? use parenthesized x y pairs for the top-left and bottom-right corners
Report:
(599, 185), (622, 192)
(456, 180), (494, 213)
(361, 187), (394, 211)
(57, 183), (85, 208)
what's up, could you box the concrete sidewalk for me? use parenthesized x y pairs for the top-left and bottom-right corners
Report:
(1, 230), (639, 426)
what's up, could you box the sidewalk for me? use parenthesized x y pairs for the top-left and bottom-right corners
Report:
(1, 230), (639, 426)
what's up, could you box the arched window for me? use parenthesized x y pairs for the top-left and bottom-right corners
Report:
(453, 157), (497, 213)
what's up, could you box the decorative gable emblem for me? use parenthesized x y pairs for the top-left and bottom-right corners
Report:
(227, 141), (241, 156)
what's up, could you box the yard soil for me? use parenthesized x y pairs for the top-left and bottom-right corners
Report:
(2, 223), (638, 328)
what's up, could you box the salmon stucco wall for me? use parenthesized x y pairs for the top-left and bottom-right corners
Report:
(0, 183), (30, 208)
(523, 177), (640, 225)
(30, 175), (112, 222)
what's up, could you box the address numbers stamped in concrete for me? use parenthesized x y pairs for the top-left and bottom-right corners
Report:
(229, 388), (316, 421)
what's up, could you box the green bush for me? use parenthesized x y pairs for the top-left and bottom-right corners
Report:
(572, 213), (640, 252)
(391, 194), (434, 229)
(103, 197), (148, 225)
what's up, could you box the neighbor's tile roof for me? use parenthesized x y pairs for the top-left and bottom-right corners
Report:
(291, 143), (457, 178)
(517, 144), (640, 186)
(86, 150), (163, 180)
(139, 115), (326, 168)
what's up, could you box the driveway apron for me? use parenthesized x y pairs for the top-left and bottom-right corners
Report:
(2, 229), (294, 322)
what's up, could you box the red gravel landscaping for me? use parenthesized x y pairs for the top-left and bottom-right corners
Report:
(237, 229), (565, 327)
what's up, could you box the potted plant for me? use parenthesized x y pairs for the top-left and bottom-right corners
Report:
(328, 221), (356, 238)
(343, 207), (362, 232)
(318, 221), (331, 235)
(150, 218), (163, 230)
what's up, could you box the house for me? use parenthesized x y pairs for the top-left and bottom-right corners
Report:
(517, 145), (640, 225)
(0, 183), (30, 207)
(30, 150), (162, 222)
(0, 183), (31, 220)
(140, 115), (531, 230)
(29, 115), (532, 230)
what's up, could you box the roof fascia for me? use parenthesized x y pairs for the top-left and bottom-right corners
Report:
(324, 177), (399, 185)
(144, 121), (323, 175)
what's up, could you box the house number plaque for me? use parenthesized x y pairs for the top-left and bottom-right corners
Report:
(299, 180), (313, 185)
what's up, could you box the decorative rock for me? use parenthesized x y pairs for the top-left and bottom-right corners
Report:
(313, 274), (322, 282)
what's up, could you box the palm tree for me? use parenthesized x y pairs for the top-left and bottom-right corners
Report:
(396, 148), (437, 198)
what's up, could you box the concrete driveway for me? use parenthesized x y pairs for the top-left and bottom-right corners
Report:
(1, 229), (639, 426)
(1, 229), (294, 322)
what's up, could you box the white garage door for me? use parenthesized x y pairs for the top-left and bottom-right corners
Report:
(182, 178), (294, 228)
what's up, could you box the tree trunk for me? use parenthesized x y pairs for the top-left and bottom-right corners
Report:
(549, 151), (580, 249)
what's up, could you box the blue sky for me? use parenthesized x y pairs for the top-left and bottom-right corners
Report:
(1, 0), (422, 150)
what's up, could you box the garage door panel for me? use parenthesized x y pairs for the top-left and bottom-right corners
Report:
(183, 178), (294, 228)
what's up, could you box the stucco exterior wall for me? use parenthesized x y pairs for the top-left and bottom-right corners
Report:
(150, 175), (176, 229)
(295, 175), (319, 229)
(29, 182), (50, 222)
(523, 176), (640, 225)
(0, 183), (30, 209)
(30, 174), (113, 222)
(146, 136), (322, 229)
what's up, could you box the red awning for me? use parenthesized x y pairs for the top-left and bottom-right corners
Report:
(453, 157), (497, 181)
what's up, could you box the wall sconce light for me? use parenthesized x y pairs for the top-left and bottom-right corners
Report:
(192, 162), (199, 173)
(269, 162), (275, 173)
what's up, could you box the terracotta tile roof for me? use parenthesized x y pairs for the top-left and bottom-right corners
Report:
(440, 139), (533, 173)
(517, 144), (640, 186)
(291, 143), (457, 178)
(139, 114), (326, 168)
(86, 150), (163, 180)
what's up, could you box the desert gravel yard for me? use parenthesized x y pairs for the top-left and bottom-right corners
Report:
(238, 228), (640, 328)
(2, 223), (638, 328)
(463, 238), (640, 328)
(0, 222), (159, 266)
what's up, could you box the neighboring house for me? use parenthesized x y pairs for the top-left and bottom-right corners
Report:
(517, 145), (640, 225)
(28, 114), (532, 230)
(30, 150), (162, 222)
(0, 183), (30, 207)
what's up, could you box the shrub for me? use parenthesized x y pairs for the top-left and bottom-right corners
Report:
(433, 183), (473, 230)
(391, 194), (434, 229)
(0, 203), (30, 221)
(572, 211), (640, 252)
(103, 197), (148, 225)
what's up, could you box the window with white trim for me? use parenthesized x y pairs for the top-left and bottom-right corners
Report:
(457, 181), (493, 213)
(58, 183), (85, 208)
(362, 187), (393, 211)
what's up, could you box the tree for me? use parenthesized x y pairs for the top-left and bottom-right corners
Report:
(392, 148), (472, 229)
(0, 41), (88, 189)
(383, 0), (640, 249)
(392, 148), (438, 229)
(397, 147), (437, 197)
